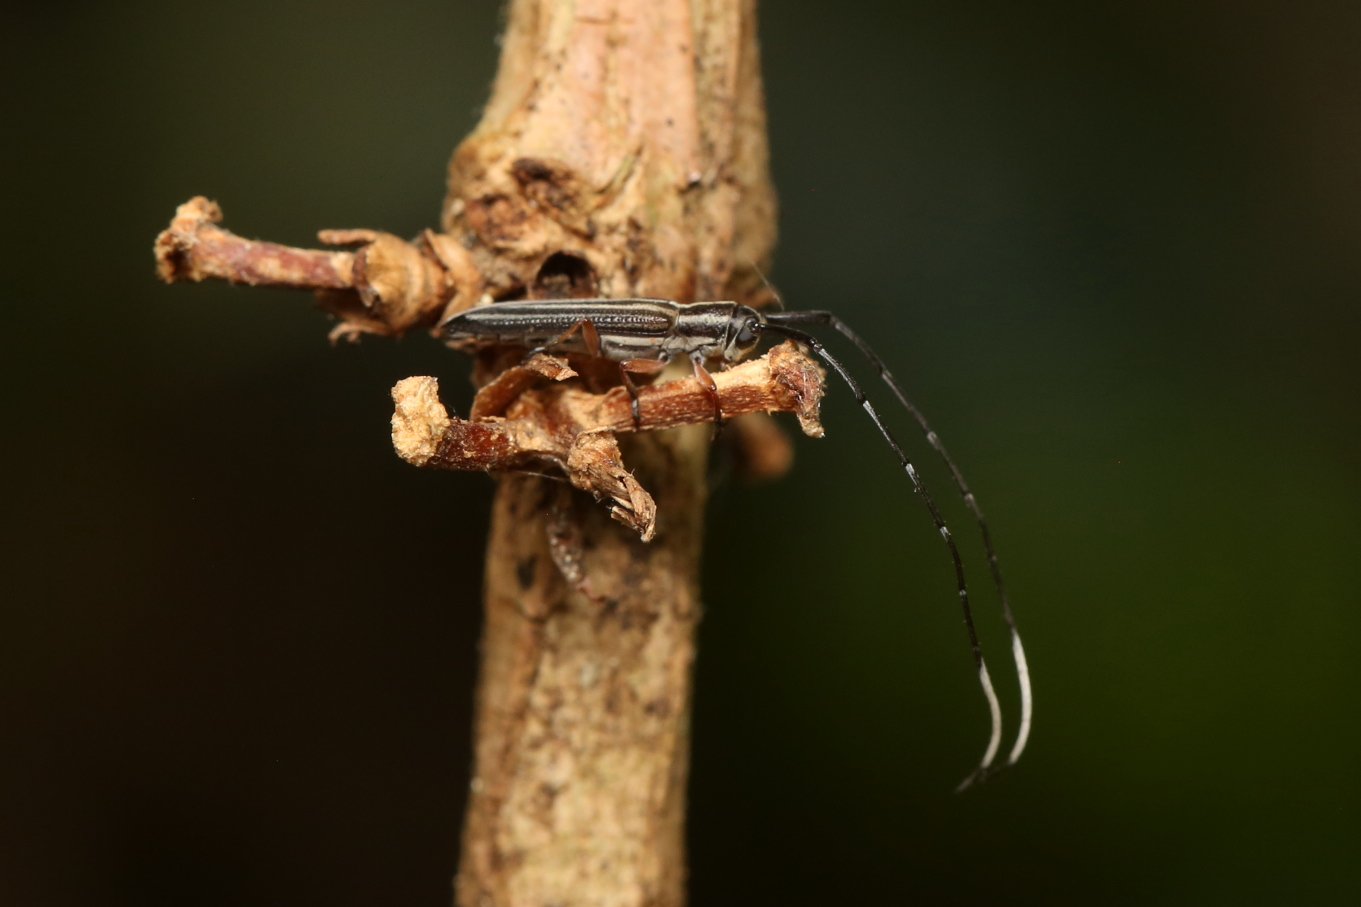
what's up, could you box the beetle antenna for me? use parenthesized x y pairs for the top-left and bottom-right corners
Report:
(759, 321), (1004, 789)
(747, 259), (786, 312)
(766, 310), (1031, 770)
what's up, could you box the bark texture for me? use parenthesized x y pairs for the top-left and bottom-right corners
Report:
(443, 3), (775, 905)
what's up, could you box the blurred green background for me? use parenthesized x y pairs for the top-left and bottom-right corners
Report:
(3, 1), (1359, 904)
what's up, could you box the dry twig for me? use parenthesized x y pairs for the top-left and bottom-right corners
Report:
(392, 341), (823, 541)
(155, 196), (479, 341)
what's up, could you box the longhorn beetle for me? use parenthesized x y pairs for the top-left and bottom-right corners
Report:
(441, 297), (1031, 790)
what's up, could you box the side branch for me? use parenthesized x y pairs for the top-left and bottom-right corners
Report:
(152, 1), (780, 898)
(154, 196), (480, 340)
(154, 196), (355, 289)
(391, 342), (823, 540)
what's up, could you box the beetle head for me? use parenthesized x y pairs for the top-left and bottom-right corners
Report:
(724, 305), (764, 362)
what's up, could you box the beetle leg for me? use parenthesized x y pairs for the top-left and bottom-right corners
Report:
(620, 371), (642, 430)
(580, 319), (601, 356)
(524, 318), (601, 362)
(620, 357), (670, 373)
(690, 351), (722, 431)
(620, 357), (670, 430)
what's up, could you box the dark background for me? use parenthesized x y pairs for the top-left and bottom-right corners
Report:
(4, 1), (1359, 904)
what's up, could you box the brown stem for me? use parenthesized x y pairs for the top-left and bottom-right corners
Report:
(446, 2), (774, 904)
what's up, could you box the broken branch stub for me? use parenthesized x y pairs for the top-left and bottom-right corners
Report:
(154, 196), (476, 341)
(154, 197), (355, 289)
(391, 341), (824, 542)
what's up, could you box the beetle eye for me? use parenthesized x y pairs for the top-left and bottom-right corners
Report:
(735, 321), (758, 345)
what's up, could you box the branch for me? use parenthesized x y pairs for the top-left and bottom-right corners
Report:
(391, 342), (823, 541)
(444, 3), (777, 904)
(154, 196), (482, 340)
(152, 0), (784, 903)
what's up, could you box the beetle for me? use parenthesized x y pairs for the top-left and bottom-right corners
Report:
(442, 297), (1031, 789)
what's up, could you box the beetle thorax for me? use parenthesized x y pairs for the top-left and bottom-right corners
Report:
(667, 302), (763, 363)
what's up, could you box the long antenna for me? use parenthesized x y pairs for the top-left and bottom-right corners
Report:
(758, 321), (1004, 790)
(766, 310), (1032, 769)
